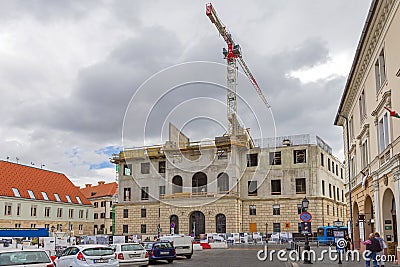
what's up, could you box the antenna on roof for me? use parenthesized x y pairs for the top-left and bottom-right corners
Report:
(31, 162), (35, 166)
(6, 156), (9, 162)
(16, 157), (19, 164)
(41, 164), (45, 169)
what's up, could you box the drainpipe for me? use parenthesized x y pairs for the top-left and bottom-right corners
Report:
(338, 114), (354, 250)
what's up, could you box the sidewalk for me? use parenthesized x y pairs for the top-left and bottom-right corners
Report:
(289, 246), (397, 267)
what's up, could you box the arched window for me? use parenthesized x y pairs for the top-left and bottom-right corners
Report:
(190, 211), (205, 237)
(216, 214), (226, 233)
(192, 172), (207, 193)
(172, 176), (183, 194)
(217, 173), (229, 193)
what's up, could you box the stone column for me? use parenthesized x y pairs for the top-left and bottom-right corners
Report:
(372, 178), (381, 234)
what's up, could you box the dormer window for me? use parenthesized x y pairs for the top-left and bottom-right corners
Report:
(41, 192), (49, 200)
(12, 188), (21, 197)
(27, 190), (36, 199)
(76, 196), (82, 204)
(66, 195), (72, 203)
(54, 193), (61, 202)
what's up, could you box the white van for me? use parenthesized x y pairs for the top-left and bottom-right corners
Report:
(159, 235), (193, 259)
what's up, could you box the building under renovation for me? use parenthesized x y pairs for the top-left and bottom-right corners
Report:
(111, 125), (346, 238)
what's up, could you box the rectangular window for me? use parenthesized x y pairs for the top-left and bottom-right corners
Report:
(15, 223), (21, 228)
(273, 223), (281, 233)
(332, 162), (335, 173)
(101, 201), (105, 207)
(340, 168), (343, 179)
(44, 207), (51, 217)
(141, 208), (146, 218)
(57, 208), (63, 218)
(79, 210), (84, 219)
(321, 153), (324, 166)
(322, 180), (325, 196)
(123, 225), (128, 234)
(295, 178), (306, 194)
(123, 164), (132, 176)
(31, 205), (37, 217)
(349, 116), (354, 140)
(141, 224), (147, 234)
(378, 112), (390, 153)
(271, 180), (281, 195)
(375, 49), (386, 92)
(44, 224), (50, 229)
(123, 188), (131, 201)
(248, 181), (258, 196)
(249, 205), (256, 215)
(159, 186), (165, 196)
(269, 152), (281, 165)
(69, 209), (74, 219)
(100, 212), (105, 219)
(31, 224), (36, 229)
(294, 150), (306, 164)
(273, 204), (280, 215)
(94, 202), (98, 208)
(337, 188), (340, 202)
(333, 186), (336, 201)
(141, 162), (150, 174)
(336, 165), (338, 176)
(16, 204), (21, 216)
(159, 161), (166, 173)
(4, 204), (12, 216)
(327, 205), (330, 215)
(333, 206), (335, 216)
(350, 155), (356, 178)
(141, 187), (149, 200)
(110, 212), (113, 218)
(329, 184), (332, 198)
(247, 153), (258, 167)
(328, 158), (331, 171)
(94, 213), (99, 219)
(79, 224), (83, 231)
(359, 90), (366, 122)
(342, 190), (344, 202)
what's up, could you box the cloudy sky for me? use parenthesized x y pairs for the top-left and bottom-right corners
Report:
(0, 0), (372, 186)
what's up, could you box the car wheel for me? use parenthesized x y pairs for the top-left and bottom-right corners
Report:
(185, 255), (192, 259)
(167, 259), (174, 263)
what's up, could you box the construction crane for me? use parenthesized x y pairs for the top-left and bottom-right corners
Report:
(206, 3), (270, 136)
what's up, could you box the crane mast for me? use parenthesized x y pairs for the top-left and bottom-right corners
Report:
(206, 3), (270, 136)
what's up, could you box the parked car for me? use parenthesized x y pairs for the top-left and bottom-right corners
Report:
(54, 244), (118, 267)
(142, 241), (176, 264)
(0, 249), (54, 266)
(110, 243), (149, 266)
(159, 235), (193, 259)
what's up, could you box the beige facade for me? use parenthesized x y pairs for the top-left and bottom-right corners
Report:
(112, 133), (345, 237)
(335, 0), (400, 257)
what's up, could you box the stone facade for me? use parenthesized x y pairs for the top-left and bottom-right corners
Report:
(112, 134), (346, 237)
(334, 0), (400, 257)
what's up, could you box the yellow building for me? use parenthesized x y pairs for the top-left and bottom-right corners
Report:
(334, 0), (400, 257)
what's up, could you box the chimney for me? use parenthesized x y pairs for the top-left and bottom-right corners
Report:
(85, 184), (92, 188)
(98, 181), (105, 185)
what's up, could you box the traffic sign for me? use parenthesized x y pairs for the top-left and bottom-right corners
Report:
(170, 222), (175, 228)
(300, 212), (312, 222)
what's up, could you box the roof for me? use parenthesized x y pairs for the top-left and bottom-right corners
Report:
(0, 161), (91, 205)
(80, 182), (117, 199)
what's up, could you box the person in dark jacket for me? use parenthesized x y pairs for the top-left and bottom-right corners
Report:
(362, 233), (381, 267)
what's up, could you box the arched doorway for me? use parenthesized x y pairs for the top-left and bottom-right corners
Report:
(217, 173), (229, 193)
(353, 202), (360, 249)
(192, 172), (207, 193)
(172, 175), (183, 194)
(364, 195), (374, 235)
(189, 211), (205, 237)
(382, 188), (397, 243)
(216, 214), (226, 233)
(170, 215), (179, 234)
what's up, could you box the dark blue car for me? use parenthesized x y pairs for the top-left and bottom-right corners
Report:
(142, 241), (176, 264)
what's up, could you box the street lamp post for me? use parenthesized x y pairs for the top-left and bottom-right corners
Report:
(265, 223), (268, 246)
(301, 197), (312, 264)
(50, 225), (56, 255)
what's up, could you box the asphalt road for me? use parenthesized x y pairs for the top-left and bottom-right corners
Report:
(148, 246), (291, 267)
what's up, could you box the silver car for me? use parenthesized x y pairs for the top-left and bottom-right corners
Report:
(111, 243), (149, 266)
(0, 249), (54, 266)
(54, 245), (118, 267)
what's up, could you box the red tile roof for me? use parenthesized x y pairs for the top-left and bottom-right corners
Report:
(0, 161), (91, 205)
(80, 182), (117, 199)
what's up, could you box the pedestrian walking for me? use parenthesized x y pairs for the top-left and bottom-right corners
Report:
(344, 234), (352, 252)
(362, 233), (382, 267)
(374, 232), (387, 266)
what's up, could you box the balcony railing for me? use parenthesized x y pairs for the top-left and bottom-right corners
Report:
(160, 191), (238, 199)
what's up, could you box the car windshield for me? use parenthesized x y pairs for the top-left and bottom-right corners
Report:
(121, 244), (144, 251)
(143, 243), (154, 250)
(154, 242), (172, 249)
(82, 247), (114, 256)
(0, 251), (50, 265)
